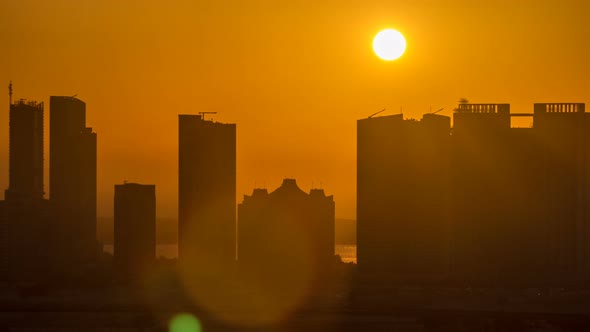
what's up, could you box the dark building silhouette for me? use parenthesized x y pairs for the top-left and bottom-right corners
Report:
(531, 103), (590, 285)
(238, 178), (335, 268)
(0, 199), (53, 281)
(1, 90), (53, 281)
(114, 183), (156, 277)
(449, 102), (590, 286)
(178, 114), (236, 266)
(49, 96), (97, 264)
(237, 179), (335, 310)
(5, 99), (44, 201)
(450, 103), (517, 285)
(357, 113), (451, 285)
(357, 102), (590, 287)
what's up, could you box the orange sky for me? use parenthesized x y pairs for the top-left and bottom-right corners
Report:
(1, 0), (589, 219)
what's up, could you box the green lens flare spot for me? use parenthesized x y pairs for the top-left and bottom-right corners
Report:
(169, 313), (202, 332)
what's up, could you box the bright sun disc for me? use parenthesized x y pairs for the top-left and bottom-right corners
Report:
(373, 29), (406, 61)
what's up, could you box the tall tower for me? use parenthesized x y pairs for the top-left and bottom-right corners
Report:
(357, 113), (451, 286)
(114, 183), (156, 278)
(5, 98), (44, 201)
(178, 114), (236, 266)
(49, 96), (97, 263)
(2, 85), (52, 282)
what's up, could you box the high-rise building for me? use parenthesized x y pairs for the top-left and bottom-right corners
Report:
(114, 183), (156, 277)
(529, 103), (590, 285)
(49, 96), (97, 264)
(1, 87), (53, 282)
(0, 199), (53, 281)
(450, 103), (517, 284)
(5, 99), (44, 201)
(357, 113), (451, 285)
(449, 102), (590, 286)
(358, 102), (590, 288)
(178, 114), (236, 266)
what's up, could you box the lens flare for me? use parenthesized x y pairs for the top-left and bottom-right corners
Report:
(169, 313), (202, 332)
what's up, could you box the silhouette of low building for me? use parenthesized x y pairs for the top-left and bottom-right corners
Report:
(113, 183), (156, 278)
(238, 178), (335, 285)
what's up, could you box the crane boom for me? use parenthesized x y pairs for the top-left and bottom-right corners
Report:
(368, 109), (386, 118)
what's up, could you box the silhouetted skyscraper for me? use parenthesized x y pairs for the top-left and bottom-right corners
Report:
(178, 114), (236, 266)
(49, 96), (97, 264)
(0, 199), (53, 281)
(531, 103), (590, 285)
(357, 113), (451, 285)
(5, 99), (44, 201)
(114, 183), (156, 277)
(1, 90), (53, 282)
(449, 102), (590, 286)
(450, 103), (516, 284)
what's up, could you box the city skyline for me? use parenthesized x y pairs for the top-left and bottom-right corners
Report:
(3, 1), (590, 330)
(2, 0), (589, 221)
(4, 86), (590, 330)
(5, 89), (590, 222)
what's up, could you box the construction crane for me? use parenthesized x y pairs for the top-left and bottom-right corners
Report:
(198, 111), (217, 121)
(368, 109), (386, 118)
(430, 108), (444, 115)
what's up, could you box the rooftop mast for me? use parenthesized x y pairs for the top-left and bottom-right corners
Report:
(8, 80), (12, 106)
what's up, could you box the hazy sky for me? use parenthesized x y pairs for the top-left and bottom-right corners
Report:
(1, 0), (589, 219)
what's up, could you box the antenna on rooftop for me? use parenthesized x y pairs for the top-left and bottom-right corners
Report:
(8, 81), (12, 106)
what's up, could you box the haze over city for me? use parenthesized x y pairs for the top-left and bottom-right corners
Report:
(2, 0), (589, 220)
(2, 1), (590, 331)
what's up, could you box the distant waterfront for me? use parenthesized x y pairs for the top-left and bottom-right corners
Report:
(103, 244), (357, 263)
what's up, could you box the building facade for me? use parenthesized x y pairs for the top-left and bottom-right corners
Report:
(357, 113), (451, 285)
(49, 96), (97, 264)
(178, 114), (236, 266)
(238, 178), (335, 306)
(5, 99), (44, 201)
(1, 94), (52, 282)
(238, 178), (335, 268)
(357, 102), (590, 287)
(114, 183), (156, 277)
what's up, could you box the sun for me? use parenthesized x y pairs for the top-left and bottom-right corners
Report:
(373, 29), (406, 61)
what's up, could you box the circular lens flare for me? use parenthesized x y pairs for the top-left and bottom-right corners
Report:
(169, 313), (202, 332)
(373, 29), (406, 61)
